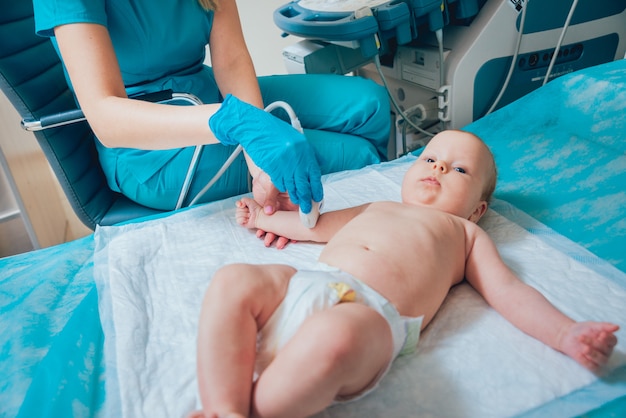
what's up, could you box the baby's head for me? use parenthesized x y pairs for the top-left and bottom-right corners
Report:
(401, 130), (497, 222)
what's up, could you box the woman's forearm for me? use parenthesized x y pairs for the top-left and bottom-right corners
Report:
(55, 23), (224, 150)
(90, 97), (223, 149)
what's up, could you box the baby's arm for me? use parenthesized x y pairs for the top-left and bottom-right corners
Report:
(236, 196), (366, 246)
(465, 227), (619, 372)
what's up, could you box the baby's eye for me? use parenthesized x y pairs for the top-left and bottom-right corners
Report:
(425, 157), (435, 163)
(454, 167), (466, 174)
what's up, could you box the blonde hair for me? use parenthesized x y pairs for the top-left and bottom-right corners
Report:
(198, 0), (219, 11)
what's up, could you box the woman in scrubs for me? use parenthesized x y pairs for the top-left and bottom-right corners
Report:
(32, 0), (390, 218)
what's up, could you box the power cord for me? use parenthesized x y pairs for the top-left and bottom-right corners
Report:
(485, 0), (529, 116)
(485, 0), (578, 116)
(373, 25), (447, 155)
(543, 0), (579, 86)
(373, 55), (436, 148)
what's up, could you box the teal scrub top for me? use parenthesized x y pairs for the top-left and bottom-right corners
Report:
(33, 0), (221, 188)
(33, 0), (214, 92)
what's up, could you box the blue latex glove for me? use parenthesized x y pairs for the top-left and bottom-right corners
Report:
(209, 94), (323, 213)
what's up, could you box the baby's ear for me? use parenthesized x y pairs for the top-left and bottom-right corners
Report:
(468, 201), (488, 223)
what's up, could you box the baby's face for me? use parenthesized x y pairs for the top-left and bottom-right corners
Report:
(401, 130), (493, 221)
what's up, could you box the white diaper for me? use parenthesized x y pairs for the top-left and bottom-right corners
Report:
(255, 263), (423, 402)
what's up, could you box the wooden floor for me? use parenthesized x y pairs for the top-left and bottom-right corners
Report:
(0, 216), (35, 258)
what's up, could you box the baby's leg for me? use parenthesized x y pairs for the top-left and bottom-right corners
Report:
(252, 303), (394, 418)
(196, 263), (296, 417)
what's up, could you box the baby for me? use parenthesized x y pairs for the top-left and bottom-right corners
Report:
(193, 130), (619, 418)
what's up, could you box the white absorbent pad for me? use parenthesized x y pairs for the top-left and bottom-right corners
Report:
(93, 156), (626, 418)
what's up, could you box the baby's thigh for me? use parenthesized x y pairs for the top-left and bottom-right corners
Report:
(279, 303), (394, 393)
(207, 263), (297, 325)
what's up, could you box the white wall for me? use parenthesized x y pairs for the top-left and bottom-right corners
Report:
(236, 0), (302, 75)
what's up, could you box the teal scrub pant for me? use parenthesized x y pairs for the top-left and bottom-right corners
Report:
(100, 72), (391, 211)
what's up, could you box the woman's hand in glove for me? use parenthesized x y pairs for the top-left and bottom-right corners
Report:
(209, 94), (323, 213)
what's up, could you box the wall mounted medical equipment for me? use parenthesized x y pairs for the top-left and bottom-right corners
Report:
(276, 0), (444, 77)
(183, 101), (323, 228)
(274, 0), (626, 156)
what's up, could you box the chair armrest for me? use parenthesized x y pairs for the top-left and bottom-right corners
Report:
(22, 109), (86, 131)
(20, 89), (201, 132)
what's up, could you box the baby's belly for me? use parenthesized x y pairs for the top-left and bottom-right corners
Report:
(319, 244), (394, 284)
(319, 247), (452, 320)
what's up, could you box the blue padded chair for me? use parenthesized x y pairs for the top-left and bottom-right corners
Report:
(0, 1), (199, 229)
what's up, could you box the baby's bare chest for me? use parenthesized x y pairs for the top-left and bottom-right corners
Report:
(329, 204), (469, 276)
(354, 203), (468, 248)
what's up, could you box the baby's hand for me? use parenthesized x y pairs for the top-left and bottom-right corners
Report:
(235, 197), (263, 229)
(559, 322), (619, 372)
